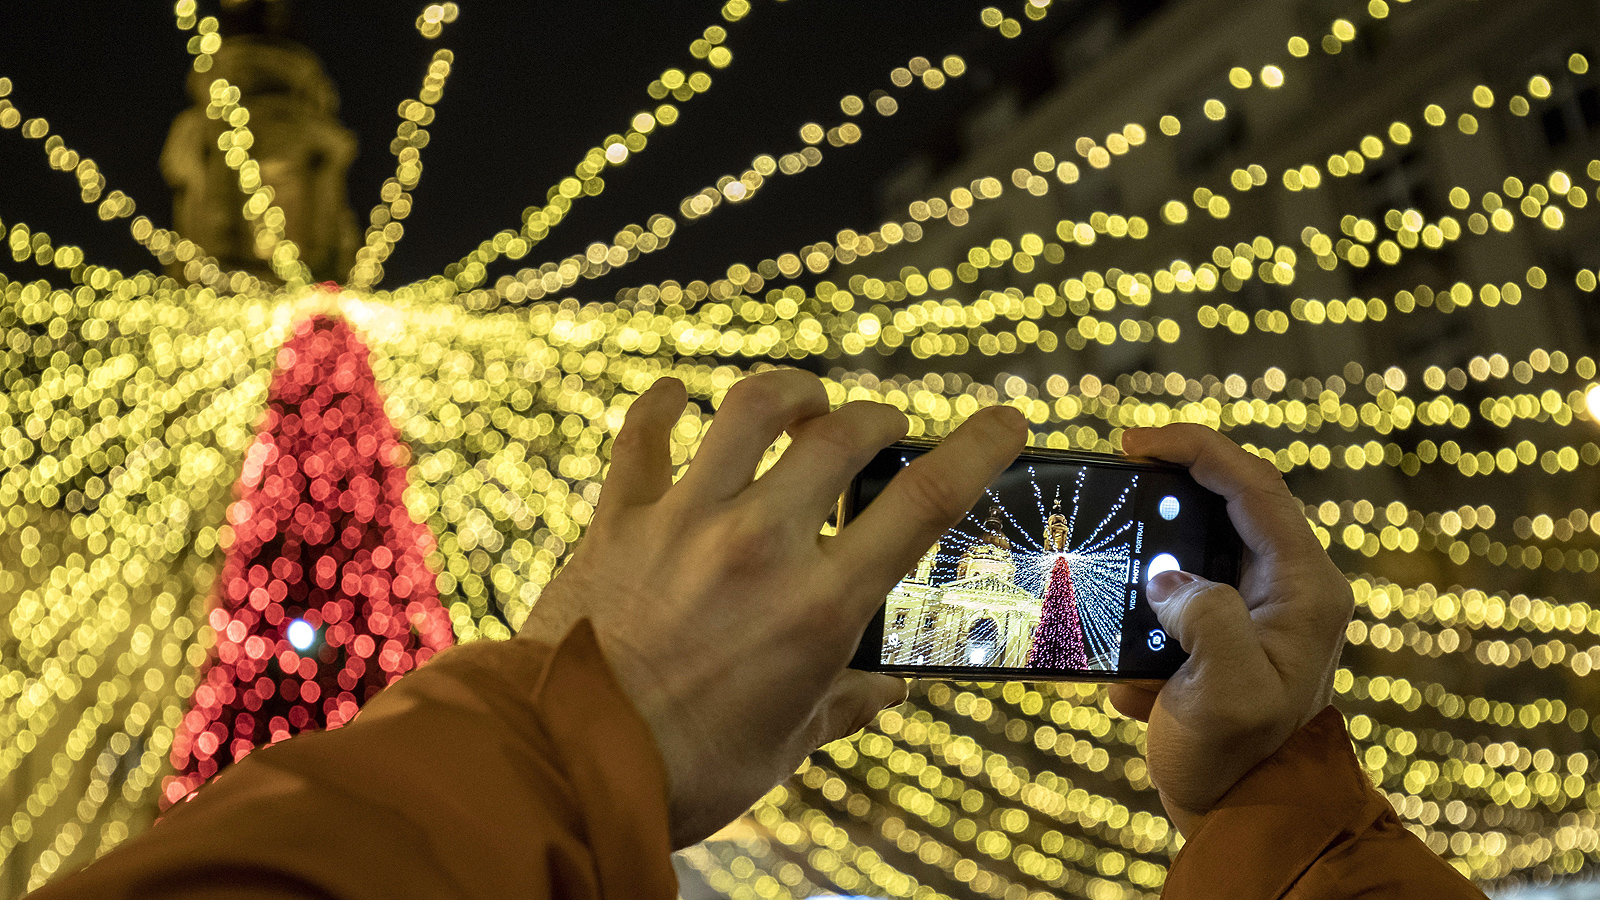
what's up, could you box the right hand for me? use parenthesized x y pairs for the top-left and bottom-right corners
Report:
(1110, 424), (1353, 836)
(521, 369), (1028, 848)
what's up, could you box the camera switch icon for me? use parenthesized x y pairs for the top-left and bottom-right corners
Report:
(1146, 628), (1168, 652)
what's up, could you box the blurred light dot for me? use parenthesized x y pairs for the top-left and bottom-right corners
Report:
(288, 619), (316, 651)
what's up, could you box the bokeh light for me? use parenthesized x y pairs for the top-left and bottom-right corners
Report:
(2, 0), (1600, 896)
(162, 315), (454, 805)
(286, 619), (315, 652)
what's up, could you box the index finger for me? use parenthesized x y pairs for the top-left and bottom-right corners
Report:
(831, 406), (1027, 615)
(1121, 423), (1318, 559)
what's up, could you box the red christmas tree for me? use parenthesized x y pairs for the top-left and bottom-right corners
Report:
(164, 315), (454, 805)
(1026, 556), (1088, 668)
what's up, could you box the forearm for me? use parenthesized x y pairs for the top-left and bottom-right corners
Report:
(29, 621), (678, 900)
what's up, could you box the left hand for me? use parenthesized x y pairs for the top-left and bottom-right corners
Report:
(1109, 424), (1353, 835)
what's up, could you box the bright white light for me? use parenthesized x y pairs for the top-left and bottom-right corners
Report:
(723, 181), (748, 200)
(1586, 384), (1600, 422)
(968, 647), (989, 664)
(604, 142), (629, 164)
(287, 618), (316, 651)
(1146, 553), (1181, 579)
(1159, 495), (1180, 520)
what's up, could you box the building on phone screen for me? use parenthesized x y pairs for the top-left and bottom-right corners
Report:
(881, 502), (1115, 669)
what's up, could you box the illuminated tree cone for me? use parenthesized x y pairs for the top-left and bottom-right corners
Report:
(164, 315), (454, 805)
(1026, 556), (1088, 668)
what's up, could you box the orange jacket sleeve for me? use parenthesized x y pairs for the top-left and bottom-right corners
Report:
(1162, 706), (1486, 899)
(29, 620), (679, 900)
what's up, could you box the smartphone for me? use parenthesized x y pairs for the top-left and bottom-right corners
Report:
(844, 440), (1242, 681)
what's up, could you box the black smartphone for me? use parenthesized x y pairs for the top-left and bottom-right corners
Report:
(844, 440), (1241, 681)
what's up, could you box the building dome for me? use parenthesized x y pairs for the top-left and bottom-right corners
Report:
(957, 504), (1016, 580)
(1044, 497), (1069, 551)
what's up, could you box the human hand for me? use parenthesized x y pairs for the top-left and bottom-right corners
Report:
(522, 369), (1027, 847)
(1109, 424), (1352, 837)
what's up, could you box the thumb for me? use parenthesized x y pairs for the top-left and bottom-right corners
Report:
(1147, 570), (1263, 665)
(804, 670), (910, 750)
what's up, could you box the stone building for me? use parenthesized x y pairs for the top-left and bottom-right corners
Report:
(162, 31), (358, 282)
(848, 0), (1600, 888)
(882, 505), (1075, 670)
(863, 0), (1600, 394)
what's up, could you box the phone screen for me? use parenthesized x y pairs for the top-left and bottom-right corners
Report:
(845, 443), (1240, 681)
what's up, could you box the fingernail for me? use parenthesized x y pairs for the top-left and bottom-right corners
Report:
(1122, 426), (1154, 445)
(992, 404), (1029, 435)
(1146, 569), (1199, 603)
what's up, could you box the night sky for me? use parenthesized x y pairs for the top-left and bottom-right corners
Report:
(0, 1), (1157, 293)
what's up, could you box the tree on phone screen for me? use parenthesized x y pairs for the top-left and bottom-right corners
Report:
(1026, 555), (1088, 668)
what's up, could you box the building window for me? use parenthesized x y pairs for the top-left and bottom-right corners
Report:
(1176, 76), (1248, 175)
(1364, 149), (1434, 221)
(1539, 64), (1600, 149)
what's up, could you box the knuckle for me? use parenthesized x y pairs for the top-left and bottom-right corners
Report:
(845, 399), (909, 432)
(1325, 580), (1358, 629)
(725, 370), (828, 421)
(1246, 452), (1287, 486)
(893, 464), (966, 525)
(1187, 581), (1243, 609)
(610, 417), (654, 456)
(796, 402), (906, 458)
(798, 415), (865, 458)
(724, 373), (785, 413)
(1183, 421), (1231, 446)
(715, 504), (789, 570)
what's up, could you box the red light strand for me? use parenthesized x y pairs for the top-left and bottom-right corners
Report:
(164, 315), (454, 805)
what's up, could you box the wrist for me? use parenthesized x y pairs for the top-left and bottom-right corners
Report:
(591, 634), (721, 848)
(1161, 706), (1343, 840)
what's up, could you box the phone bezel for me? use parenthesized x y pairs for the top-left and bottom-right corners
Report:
(842, 439), (1242, 681)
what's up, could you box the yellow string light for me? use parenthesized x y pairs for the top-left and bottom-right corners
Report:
(171, 5), (312, 288)
(349, 48), (458, 289)
(6, 0), (1600, 893)
(433, 5), (756, 293)
(0, 82), (241, 293)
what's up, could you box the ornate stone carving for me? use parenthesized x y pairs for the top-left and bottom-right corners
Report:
(162, 34), (357, 282)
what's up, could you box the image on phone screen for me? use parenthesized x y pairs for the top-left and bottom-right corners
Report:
(847, 445), (1238, 680)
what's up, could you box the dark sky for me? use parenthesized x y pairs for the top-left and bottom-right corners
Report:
(0, 1), (1158, 292)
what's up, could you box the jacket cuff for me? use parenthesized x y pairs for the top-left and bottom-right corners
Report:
(1162, 706), (1386, 898)
(527, 619), (677, 898)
